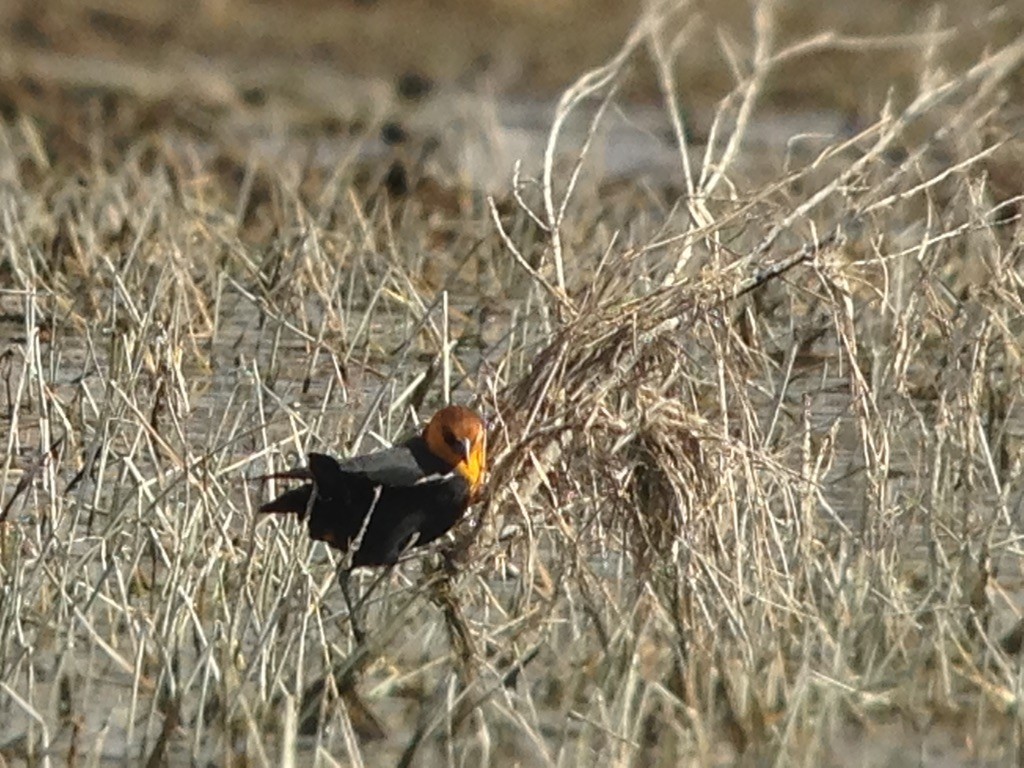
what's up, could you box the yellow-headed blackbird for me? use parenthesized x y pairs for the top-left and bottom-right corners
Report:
(259, 405), (486, 568)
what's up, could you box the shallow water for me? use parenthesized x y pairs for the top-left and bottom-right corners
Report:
(1, 83), (1022, 764)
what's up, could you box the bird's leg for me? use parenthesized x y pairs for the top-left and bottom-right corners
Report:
(345, 534), (419, 640)
(337, 565), (367, 645)
(351, 562), (397, 619)
(338, 486), (384, 644)
(351, 532), (420, 618)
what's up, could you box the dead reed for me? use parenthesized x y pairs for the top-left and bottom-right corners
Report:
(1, 1), (1023, 765)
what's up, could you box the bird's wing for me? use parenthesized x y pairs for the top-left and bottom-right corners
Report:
(330, 438), (448, 487)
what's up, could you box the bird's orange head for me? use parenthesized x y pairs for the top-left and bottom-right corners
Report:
(423, 405), (487, 494)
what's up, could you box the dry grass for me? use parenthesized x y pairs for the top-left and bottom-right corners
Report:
(2, 1), (1024, 765)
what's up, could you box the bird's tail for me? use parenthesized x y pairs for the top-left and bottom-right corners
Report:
(258, 484), (313, 517)
(257, 455), (344, 519)
(257, 466), (314, 517)
(306, 453), (346, 500)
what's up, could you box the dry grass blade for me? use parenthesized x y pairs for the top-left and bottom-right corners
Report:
(1, 1), (1023, 766)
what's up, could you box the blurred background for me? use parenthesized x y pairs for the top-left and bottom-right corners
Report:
(3, 0), (1021, 167)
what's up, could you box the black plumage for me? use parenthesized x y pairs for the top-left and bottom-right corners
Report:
(259, 406), (486, 568)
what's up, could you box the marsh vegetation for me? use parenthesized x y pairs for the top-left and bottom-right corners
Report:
(1, 0), (1023, 764)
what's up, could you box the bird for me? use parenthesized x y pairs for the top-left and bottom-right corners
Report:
(259, 405), (487, 568)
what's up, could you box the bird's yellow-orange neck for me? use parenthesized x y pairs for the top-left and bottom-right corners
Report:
(457, 438), (486, 494)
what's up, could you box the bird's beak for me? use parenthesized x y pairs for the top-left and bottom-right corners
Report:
(458, 437), (472, 461)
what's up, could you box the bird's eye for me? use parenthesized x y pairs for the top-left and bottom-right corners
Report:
(442, 428), (459, 448)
